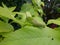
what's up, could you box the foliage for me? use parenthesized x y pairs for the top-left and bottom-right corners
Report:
(0, 0), (60, 45)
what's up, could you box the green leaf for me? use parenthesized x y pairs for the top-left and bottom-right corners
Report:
(0, 26), (60, 45)
(0, 3), (16, 19)
(37, 8), (44, 16)
(0, 3), (26, 26)
(21, 3), (38, 16)
(0, 21), (14, 32)
(32, 0), (41, 7)
(8, 7), (16, 12)
(0, 16), (9, 23)
(32, 0), (44, 16)
(54, 27), (60, 30)
(26, 15), (46, 27)
(47, 19), (60, 25)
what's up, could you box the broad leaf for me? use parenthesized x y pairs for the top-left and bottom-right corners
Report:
(0, 26), (60, 45)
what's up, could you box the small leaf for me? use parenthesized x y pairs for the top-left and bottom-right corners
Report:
(0, 21), (14, 32)
(0, 3), (26, 26)
(32, 0), (41, 7)
(9, 7), (16, 12)
(47, 19), (60, 25)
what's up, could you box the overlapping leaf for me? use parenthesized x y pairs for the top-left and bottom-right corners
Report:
(0, 3), (27, 26)
(21, 3), (39, 17)
(0, 1), (60, 45)
(0, 26), (60, 45)
(0, 3), (15, 19)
